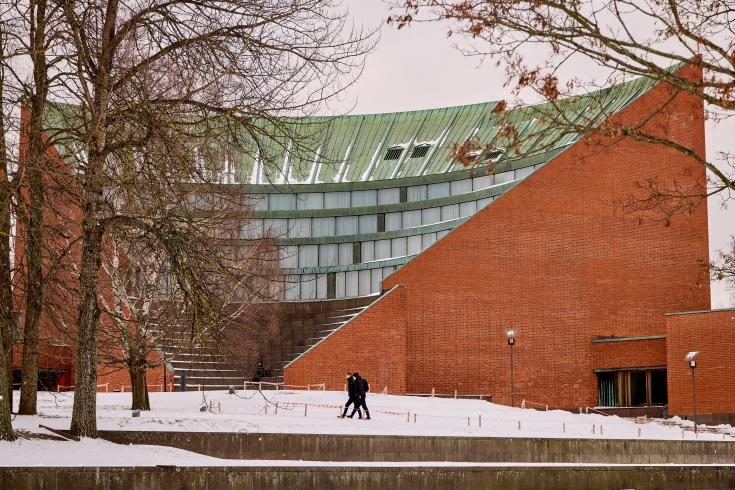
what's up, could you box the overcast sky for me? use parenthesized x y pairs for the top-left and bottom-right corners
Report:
(331, 0), (735, 308)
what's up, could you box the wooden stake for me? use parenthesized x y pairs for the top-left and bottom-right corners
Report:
(562, 423), (566, 434)
(304, 404), (308, 417)
(274, 401), (279, 415)
(518, 421), (521, 431)
(413, 413), (417, 424)
(479, 415), (482, 428)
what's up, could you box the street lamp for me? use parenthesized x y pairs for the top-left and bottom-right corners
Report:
(685, 351), (699, 434)
(506, 330), (516, 407)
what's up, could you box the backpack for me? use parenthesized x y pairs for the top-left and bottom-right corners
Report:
(362, 378), (369, 393)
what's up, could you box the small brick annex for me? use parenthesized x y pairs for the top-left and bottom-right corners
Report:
(285, 63), (727, 412)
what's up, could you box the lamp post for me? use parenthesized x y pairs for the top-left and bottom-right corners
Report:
(685, 351), (699, 434)
(506, 330), (516, 407)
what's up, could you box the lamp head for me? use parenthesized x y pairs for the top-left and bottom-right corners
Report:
(506, 329), (516, 345)
(686, 351), (699, 368)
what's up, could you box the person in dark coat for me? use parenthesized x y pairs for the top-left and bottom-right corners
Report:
(349, 372), (370, 420)
(339, 372), (362, 419)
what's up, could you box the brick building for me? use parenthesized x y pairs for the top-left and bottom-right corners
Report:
(15, 62), (735, 421)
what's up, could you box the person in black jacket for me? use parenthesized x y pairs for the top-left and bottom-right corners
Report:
(349, 373), (370, 420)
(339, 372), (362, 419)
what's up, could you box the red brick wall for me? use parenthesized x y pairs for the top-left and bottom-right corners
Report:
(285, 286), (407, 393)
(666, 309), (735, 416)
(591, 338), (667, 370)
(287, 64), (710, 409)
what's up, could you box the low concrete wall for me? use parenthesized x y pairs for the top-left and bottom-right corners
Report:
(3, 465), (735, 490)
(96, 431), (735, 463)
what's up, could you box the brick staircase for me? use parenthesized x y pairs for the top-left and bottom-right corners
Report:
(156, 296), (377, 391)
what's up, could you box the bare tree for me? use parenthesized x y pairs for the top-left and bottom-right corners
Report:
(392, 0), (734, 213)
(46, 0), (371, 437)
(0, 19), (16, 441)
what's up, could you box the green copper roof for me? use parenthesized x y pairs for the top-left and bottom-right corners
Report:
(241, 73), (656, 186)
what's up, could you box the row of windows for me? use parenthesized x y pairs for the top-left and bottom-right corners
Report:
(283, 267), (396, 300)
(243, 197), (494, 239)
(281, 230), (451, 269)
(251, 167), (536, 212)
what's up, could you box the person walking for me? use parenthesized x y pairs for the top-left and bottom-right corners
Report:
(339, 372), (362, 419)
(349, 372), (370, 420)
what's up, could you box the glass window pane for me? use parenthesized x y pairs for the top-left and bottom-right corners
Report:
(515, 166), (534, 179)
(284, 275), (300, 300)
(336, 272), (346, 298)
(375, 239), (391, 260)
(371, 268), (382, 294)
(281, 246), (298, 269)
(472, 175), (494, 191)
(324, 191), (351, 208)
(441, 204), (459, 221)
(338, 243), (353, 265)
(312, 217), (335, 237)
(402, 210), (421, 228)
(407, 185), (427, 202)
(421, 207), (440, 226)
(297, 192), (323, 210)
(288, 218), (311, 238)
(427, 182), (450, 199)
(385, 212), (402, 231)
(422, 232), (437, 248)
(316, 274), (328, 299)
(253, 195), (268, 211)
(437, 229), (450, 240)
(346, 271), (359, 297)
(269, 193), (296, 210)
(336, 216), (358, 235)
(382, 266), (394, 279)
(495, 170), (514, 184)
(407, 235), (422, 255)
(358, 214), (377, 234)
(241, 219), (263, 239)
(361, 241), (375, 262)
(358, 269), (371, 296)
(351, 190), (377, 207)
(298, 245), (318, 268)
(391, 237), (407, 257)
(460, 201), (477, 217)
(477, 197), (493, 209)
(319, 244), (338, 266)
(300, 274), (316, 300)
(450, 179), (472, 196)
(377, 188), (400, 205)
(263, 218), (287, 238)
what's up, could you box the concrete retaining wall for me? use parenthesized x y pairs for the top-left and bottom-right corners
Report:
(3, 465), (735, 490)
(96, 431), (735, 463)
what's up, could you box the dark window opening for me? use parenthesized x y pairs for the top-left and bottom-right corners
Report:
(326, 272), (336, 299)
(384, 147), (403, 160)
(399, 187), (408, 203)
(352, 242), (361, 264)
(410, 144), (431, 158)
(596, 368), (668, 407)
(483, 148), (505, 162)
(377, 213), (385, 233)
(650, 369), (668, 405)
(13, 368), (68, 392)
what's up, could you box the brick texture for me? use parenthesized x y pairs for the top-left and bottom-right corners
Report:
(285, 286), (407, 393)
(666, 309), (735, 416)
(286, 64), (710, 410)
(591, 338), (667, 370)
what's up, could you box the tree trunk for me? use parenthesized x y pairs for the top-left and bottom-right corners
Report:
(0, 346), (14, 440)
(130, 365), (150, 411)
(69, 223), (103, 438)
(18, 0), (49, 416)
(0, 48), (15, 438)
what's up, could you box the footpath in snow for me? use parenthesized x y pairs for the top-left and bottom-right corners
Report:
(1, 389), (733, 467)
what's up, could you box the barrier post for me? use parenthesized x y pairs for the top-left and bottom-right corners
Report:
(431, 387), (435, 397)
(413, 413), (417, 424)
(517, 421), (521, 431)
(258, 382), (262, 391)
(406, 411), (410, 423)
(454, 389), (457, 399)
(275, 401), (279, 415)
(479, 415), (482, 428)
(304, 404), (308, 417)
(562, 423), (566, 434)
(467, 416), (470, 427)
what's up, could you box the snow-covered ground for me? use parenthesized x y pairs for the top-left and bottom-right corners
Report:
(1, 389), (733, 467)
